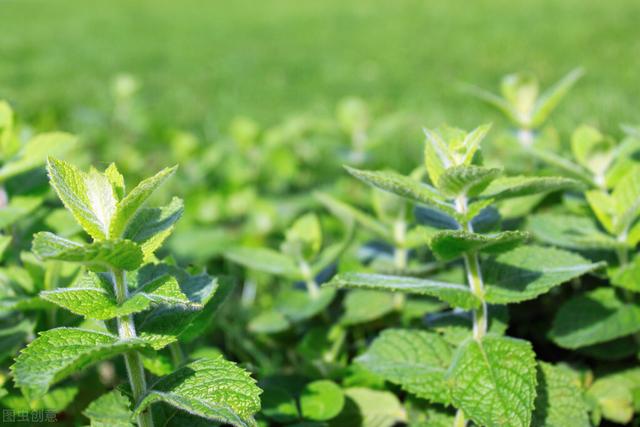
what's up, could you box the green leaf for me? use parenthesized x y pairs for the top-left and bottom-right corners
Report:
(532, 362), (590, 427)
(570, 125), (615, 178)
(345, 166), (455, 216)
(41, 271), (193, 320)
(587, 374), (635, 425)
(300, 380), (345, 421)
(275, 287), (336, 322)
(261, 385), (299, 423)
(610, 255), (640, 292)
(333, 387), (406, 427)
(0, 132), (77, 182)
(437, 166), (501, 198)
(447, 335), (537, 427)
(528, 213), (625, 250)
(0, 318), (34, 363)
(32, 232), (143, 271)
(314, 192), (389, 238)
(46, 158), (117, 241)
(137, 267), (227, 349)
(611, 166), (640, 236)
(483, 245), (604, 304)
(248, 310), (291, 334)
(326, 272), (479, 310)
(123, 196), (184, 262)
(282, 213), (323, 261)
(531, 68), (584, 127)
(423, 127), (455, 186)
(133, 357), (261, 427)
(104, 163), (125, 199)
(463, 84), (517, 124)
(430, 230), (528, 260)
(356, 329), (453, 405)
(11, 327), (149, 400)
(460, 123), (492, 165)
(526, 146), (595, 185)
(1, 384), (78, 412)
(225, 246), (300, 278)
(0, 195), (44, 229)
(479, 176), (582, 201)
(109, 165), (177, 238)
(339, 290), (397, 326)
(585, 190), (615, 233)
(83, 390), (134, 427)
(549, 287), (640, 349)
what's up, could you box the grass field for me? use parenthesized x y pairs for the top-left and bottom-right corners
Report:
(1, 0), (639, 137)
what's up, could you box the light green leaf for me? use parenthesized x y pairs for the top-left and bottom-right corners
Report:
(334, 387), (406, 427)
(326, 272), (479, 310)
(460, 123), (492, 165)
(282, 213), (322, 260)
(339, 290), (397, 326)
(225, 246), (300, 278)
(528, 213), (625, 250)
(532, 362), (590, 427)
(570, 125), (615, 178)
(300, 380), (344, 421)
(275, 287), (336, 322)
(315, 192), (389, 238)
(549, 287), (640, 349)
(248, 310), (291, 334)
(11, 327), (149, 400)
(531, 68), (584, 127)
(356, 329), (453, 405)
(345, 166), (455, 216)
(133, 357), (261, 427)
(437, 166), (501, 198)
(483, 245), (605, 304)
(610, 255), (640, 292)
(109, 165), (177, 238)
(479, 176), (582, 201)
(611, 166), (640, 236)
(32, 232), (143, 271)
(104, 163), (125, 199)
(585, 190), (615, 233)
(83, 390), (134, 427)
(447, 335), (537, 427)
(123, 196), (184, 262)
(47, 158), (116, 241)
(0, 132), (77, 182)
(423, 127), (455, 186)
(0, 195), (44, 229)
(587, 374), (635, 425)
(526, 146), (594, 185)
(429, 230), (529, 260)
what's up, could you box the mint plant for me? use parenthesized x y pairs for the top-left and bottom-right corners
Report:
(9, 158), (261, 427)
(326, 125), (604, 426)
(465, 69), (583, 146)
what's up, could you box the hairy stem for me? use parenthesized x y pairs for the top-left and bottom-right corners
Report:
(455, 196), (488, 341)
(111, 269), (154, 427)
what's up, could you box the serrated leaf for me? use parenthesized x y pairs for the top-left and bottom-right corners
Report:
(326, 272), (478, 310)
(479, 176), (582, 201)
(47, 158), (116, 241)
(41, 271), (193, 320)
(32, 232), (143, 271)
(137, 267), (227, 349)
(483, 245), (604, 304)
(531, 68), (584, 127)
(123, 196), (184, 262)
(528, 212), (625, 250)
(134, 357), (261, 427)
(430, 230), (528, 260)
(437, 166), (501, 197)
(11, 328), (149, 400)
(532, 362), (590, 427)
(83, 390), (134, 427)
(225, 246), (300, 278)
(549, 287), (640, 349)
(447, 335), (537, 427)
(357, 329), (453, 405)
(345, 166), (455, 216)
(109, 165), (177, 238)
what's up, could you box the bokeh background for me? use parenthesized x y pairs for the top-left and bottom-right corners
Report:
(2, 0), (639, 137)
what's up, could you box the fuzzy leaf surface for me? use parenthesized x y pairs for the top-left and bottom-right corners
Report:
(356, 329), (453, 405)
(83, 390), (134, 427)
(532, 362), (590, 427)
(479, 176), (581, 201)
(437, 165), (501, 197)
(134, 357), (261, 427)
(11, 328), (149, 400)
(549, 287), (640, 349)
(430, 230), (528, 260)
(447, 335), (537, 427)
(327, 272), (479, 309)
(483, 245), (604, 304)
(32, 232), (143, 271)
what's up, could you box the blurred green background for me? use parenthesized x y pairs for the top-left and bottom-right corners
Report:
(1, 0), (639, 137)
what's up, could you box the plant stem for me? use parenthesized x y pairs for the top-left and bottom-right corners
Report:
(169, 342), (185, 367)
(299, 261), (320, 299)
(453, 408), (468, 427)
(455, 196), (488, 341)
(111, 269), (154, 427)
